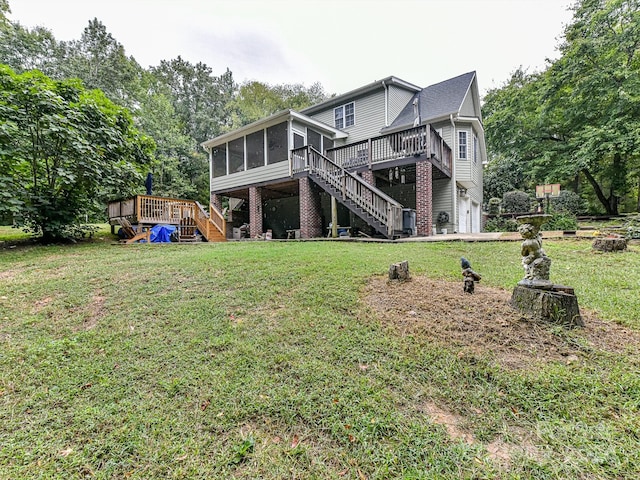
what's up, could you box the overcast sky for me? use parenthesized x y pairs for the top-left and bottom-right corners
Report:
(8, 0), (575, 96)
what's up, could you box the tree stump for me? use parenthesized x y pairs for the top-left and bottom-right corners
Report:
(510, 285), (584, 327)
(389, 260), (410, 281)
(592, 237), (627, 252)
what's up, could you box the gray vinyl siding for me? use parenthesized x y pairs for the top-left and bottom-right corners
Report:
(308, 90), (387, 143)
(211, 161), (290, 193)
(432, 178), (454, 231)
(455, 124), (472, 183)
(459, 90), (476, 117)
(388, 85), (417, 126)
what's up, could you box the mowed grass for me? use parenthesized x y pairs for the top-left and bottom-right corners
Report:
(0, 238), (638, 479)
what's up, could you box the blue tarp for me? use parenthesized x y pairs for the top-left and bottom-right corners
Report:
(150, 224), (176, 243)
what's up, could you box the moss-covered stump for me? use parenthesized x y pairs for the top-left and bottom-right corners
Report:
(592, 237), (627, 252)
(510, 285), (584, 327)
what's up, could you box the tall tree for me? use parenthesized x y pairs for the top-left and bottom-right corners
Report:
(0, 65), (154, 241)
(229, 80), (328, 128)
(61, 18), (144, 109)
(483, 0), (640, 214)
(151, 56), (235, 144)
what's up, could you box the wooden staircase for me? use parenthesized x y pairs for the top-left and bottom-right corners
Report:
(292, 146), (404, 239)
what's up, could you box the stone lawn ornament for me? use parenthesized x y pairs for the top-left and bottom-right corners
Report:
(517, 215), (552, 289)
(460, 257), (481, 294)
(510, 214), (584, 327)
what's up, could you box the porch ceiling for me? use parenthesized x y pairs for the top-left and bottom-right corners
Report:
(216, 179), (299, 201)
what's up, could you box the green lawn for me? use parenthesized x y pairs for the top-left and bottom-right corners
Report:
(0, 239), (638, 479)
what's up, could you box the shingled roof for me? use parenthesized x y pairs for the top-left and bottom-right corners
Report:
(382, 71), (476, 133)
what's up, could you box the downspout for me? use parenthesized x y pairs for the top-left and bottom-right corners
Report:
(382, 81), (389, 127)
(450, 114), (458, 232)
(207, 146), (213, 204)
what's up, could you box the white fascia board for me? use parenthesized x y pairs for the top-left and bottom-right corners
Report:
(201, 109), (292, 149)
(301, 76), (422, 115)
(289, 111), (348, 139)
(201, 109), (347, 150)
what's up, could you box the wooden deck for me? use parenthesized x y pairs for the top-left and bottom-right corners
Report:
(108, 195), (226, 242)
(324, 124), (452, 176)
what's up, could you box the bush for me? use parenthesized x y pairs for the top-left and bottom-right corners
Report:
(542, 213), (578, 231)
(484, 216), (519, 232)
(487, 198), (501, 215)
(624, 215), (640, 239)
(502, 191), (531, 214)
(551, 190), (586, 215)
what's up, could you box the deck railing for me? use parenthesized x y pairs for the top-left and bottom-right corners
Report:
(325, 124), (452, 176)
(108, 195), (226, 241)
(292, 146), (403, 237)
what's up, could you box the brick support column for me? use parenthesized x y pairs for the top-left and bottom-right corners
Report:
(299, 177), (323, 238)
(361, 169), (374, 185)
(211, 193), (223, 211)
(416, 161), (433, 236)
(249, 186), (263, 238)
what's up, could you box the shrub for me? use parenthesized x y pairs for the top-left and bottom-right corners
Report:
(624, 215), (640, 239)
(502, 191), (531, 214)
(487, 198), (501, 215)
(542, 213), (578, 231)
(484, 216), (519, 232)
(551, 190), (586, 215)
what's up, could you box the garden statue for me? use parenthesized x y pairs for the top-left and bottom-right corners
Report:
(509, 214), (584, 327)
(460, 257), (481, 294)
(517, 216), (552, 288)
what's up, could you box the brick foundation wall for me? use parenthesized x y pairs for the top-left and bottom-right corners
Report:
(416, 161), (433, 236)
(299, 177), (323, 238)
(249, 186), (263, 238)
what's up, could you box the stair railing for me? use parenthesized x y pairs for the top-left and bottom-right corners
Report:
(194, 201), (226, 240)
(296, 146), (403, 237)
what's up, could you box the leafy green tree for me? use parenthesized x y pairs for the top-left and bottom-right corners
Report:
(151, 56), (235, 144)
(61, 18), (144, 109)
(0, 65), (154, 241)
(482, 153), (529, 207)
(229, 80), (328, 127)
(483, 0), (640, 214)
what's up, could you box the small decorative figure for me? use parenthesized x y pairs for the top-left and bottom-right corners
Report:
(516, 216), (552, 288)
(461, 257), (481, 294)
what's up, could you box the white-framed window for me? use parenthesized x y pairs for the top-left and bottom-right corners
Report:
(334, 102), (355, 129)
(473, 133), (478, 163)
(458, 130), (468, 160)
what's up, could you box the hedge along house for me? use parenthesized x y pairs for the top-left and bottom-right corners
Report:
(201, 71), (485, 239)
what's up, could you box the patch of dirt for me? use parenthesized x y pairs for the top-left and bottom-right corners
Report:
(364, 276), (640, 370)
(0, 270), (17, 281)
(419, 401), (539, 467)
(83, 292), (106, 330)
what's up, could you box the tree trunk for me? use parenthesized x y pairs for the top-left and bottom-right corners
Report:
(582, 168), (616, 215)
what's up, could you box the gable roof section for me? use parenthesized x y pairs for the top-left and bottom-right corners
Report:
(382, 71), (477, 132)
(300, 76), (422, 116)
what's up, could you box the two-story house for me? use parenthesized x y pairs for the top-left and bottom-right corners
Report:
(201, 71), (485, 239)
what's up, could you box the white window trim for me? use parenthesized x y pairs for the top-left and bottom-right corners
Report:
(473, 133), (478, 164)
(334, 102), (355, 129)
(458, 130), (468, 160)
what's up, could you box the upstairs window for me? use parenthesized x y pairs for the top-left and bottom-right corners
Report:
(458, 131), (468, 160)
(334, 102), (355, 129)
